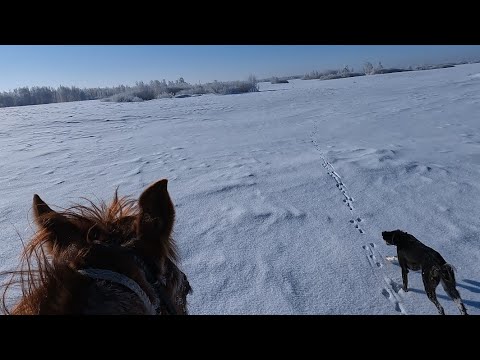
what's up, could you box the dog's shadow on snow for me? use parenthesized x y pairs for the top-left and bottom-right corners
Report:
(458, 279), (480, 294)
(407, 288), (480, 310)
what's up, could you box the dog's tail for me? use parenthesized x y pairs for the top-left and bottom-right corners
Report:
(439, 263), (468, 315)
(440, 263), (457, 284)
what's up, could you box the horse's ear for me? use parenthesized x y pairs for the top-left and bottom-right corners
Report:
(33, 194), (55, 222)
(136, 179), (175, 258)
(33, 194), (80, 252)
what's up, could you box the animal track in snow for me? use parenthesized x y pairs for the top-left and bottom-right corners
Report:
(350, 218), (364, 234)
(312, 132), (364, 231)
(382, 276), (407, 314)
(324, 163), (356, 212)
(311, 121), (408, 315)
(363, 244), (382, 268)
(363, 243), (407, 315)
(387, 278), (403, 293)
(381, 288), (403, 313)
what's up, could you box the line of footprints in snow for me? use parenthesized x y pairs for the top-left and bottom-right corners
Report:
(363, 243), (405, 313)
(320, 159), (364, 234)
(312, 138), (407, 314)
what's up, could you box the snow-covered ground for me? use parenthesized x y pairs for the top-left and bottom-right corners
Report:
(1, 63), (480, 315)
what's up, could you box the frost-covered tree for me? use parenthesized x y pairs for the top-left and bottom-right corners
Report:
(363, 62), (374, 75)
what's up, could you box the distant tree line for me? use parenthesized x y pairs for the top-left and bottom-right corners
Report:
(0, 85), (128, 108)
(270, 77), (289, 84)
(259, 60), (477, 84)
(298, 60), (477, 83)
(302, 65), (364, 80)
(2, 58), (478, 108)
(0, 76), (260, 108)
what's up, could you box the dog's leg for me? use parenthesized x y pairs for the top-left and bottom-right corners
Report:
(441, 280), (468, 315)
(398, 256), (409, 291)
(422, 270), (444, 315)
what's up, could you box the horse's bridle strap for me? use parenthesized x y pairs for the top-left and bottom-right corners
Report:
(78, 268), (157, 315)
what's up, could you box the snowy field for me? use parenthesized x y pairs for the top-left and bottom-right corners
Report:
(1, 63), (480, 315)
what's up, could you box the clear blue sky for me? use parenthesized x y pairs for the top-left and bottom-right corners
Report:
(1, 45), (480, 92)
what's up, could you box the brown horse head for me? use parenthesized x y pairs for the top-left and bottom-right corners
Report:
(1, 179), (191, 315)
